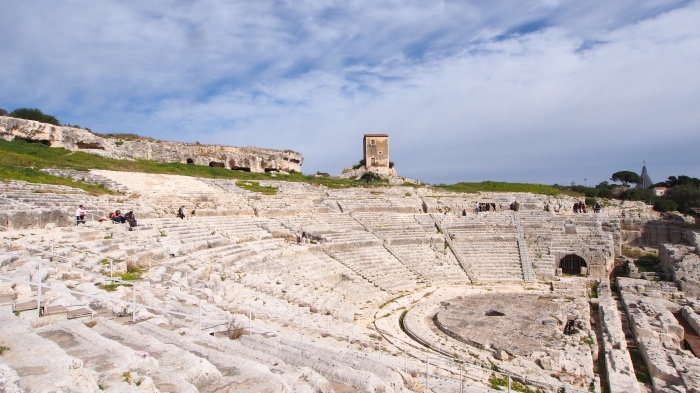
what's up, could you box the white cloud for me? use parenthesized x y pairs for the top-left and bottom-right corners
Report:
(1, 0), (698, 184)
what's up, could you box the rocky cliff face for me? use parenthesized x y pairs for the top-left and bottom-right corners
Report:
(0, 116), (303, 173)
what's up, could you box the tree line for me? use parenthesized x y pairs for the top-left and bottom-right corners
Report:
(0, 107), (61, 126)
(563, 171), (700, 214)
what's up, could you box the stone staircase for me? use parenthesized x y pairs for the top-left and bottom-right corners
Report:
(514, 212), (535, 283)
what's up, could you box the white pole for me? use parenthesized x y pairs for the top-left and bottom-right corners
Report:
(248, 303), (252, 336)
(37, 259), (43, 318)
(198, 299), (202, 332)
(404, 348), (407, 374)
(507, 373), (511, 392)
(425, 353), (429, 390)
(375, 325), (381, 361)
(300, 313), (304, 343)
(132, 284), (136, 323)
(110, 260), (113, 278)
(460, 365), (463, 393)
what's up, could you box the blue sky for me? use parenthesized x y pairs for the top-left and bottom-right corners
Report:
(1, 0), (699, 186)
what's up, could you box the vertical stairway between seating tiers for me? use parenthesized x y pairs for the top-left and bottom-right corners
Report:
(514, 212), (535, 283)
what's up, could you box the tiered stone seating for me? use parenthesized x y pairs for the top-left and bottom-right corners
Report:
(237, 250), (386, 322)
(41, 168), (128, 193)
(437, 212), (526, 282)
(325, 245), (419, 292)
(518, 211), (558, 278)
(352, 212), (432, 244)
(156, 218), (231, 255)
(351, 212), (470, 285)
(249, 196), (333, 217)
(334, 194), (423, 213)
(1, 170), (648, 391)
(276, 213), (364, 237)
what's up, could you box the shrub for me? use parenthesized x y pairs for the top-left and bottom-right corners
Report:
(225, 318), (246, 340)
(360, 171), (381, 183)
(0, 108), (8, 116)
(389, 161), (395, 169)
(352, 159), (366, 170)
(9, 108), (61, 126)
(664, 185), (700, 213)
(653, 198), (677, 213)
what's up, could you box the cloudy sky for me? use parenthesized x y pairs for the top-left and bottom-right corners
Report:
(1, 1), (699, 185)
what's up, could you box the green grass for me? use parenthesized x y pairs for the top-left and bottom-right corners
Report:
(0, 139), (392, 189)
(1, 139), (571, 196)
(629, 347), (651, 383)
(0, 163), (117, 195)
(236, 181), (278, 195)
(98, 283), (127, 292)
(635, 255), (661, 273)
(434, 181), (562, 196)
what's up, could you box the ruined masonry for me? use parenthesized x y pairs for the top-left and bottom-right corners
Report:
(0, 116), (303, 173)
(0, 173), (699, 391)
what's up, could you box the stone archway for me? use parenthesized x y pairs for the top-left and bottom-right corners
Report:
(209, 161), (225, 168)
(186, 158), (194, 164)
(560, 254), (587, 275)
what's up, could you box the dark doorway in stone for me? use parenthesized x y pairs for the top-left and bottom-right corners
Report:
(186, 158), (194, 164)
(560, 254), (587, 275)
(209, 161), (225, 168)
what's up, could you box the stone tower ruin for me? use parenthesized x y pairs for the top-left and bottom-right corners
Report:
(363, 134), (389, 168)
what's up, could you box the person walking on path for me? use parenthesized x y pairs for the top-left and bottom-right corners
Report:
(178, 206), (186, 220)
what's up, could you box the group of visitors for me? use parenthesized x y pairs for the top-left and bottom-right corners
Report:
(573, 201), (601, 213)
(77, 205), (137, 227)
(476, 202), (497, 213)
(286, 230), (308, 244)
(109, 210), (137, 227)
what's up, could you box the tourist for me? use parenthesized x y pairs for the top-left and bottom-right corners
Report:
(75, 205), (87, 225)
(594, 203), (601, 213)
(191, 210), (196, 217)
(110, 210), (126, 223)
(491, 203), (496, 211)
(302, 231), (307, 244)
(573, 202), (579, 213)
(462, 209), (467, 217)
(125, 211), (137, 228)
(581, 201), (587, 213)
(295, 231), (301, 244)
(177, 206), (186, 220)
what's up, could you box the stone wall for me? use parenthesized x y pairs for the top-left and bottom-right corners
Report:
(0, 116), (303, 173)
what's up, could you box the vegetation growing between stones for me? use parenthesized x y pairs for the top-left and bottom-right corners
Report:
(488, 373), (539, 393)
(0, 346), (10, 354)
(634, 255), (661, 274)
(628, 347), (651, 383)
(225, 318), (246, 340)
(114, 262), (146, 281)
(236, 181), (278, 195)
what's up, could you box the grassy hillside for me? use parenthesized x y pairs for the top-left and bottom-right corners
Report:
(0, 139), (569, 196)
(0, 139), (385, 191)
(435, 181), (562, 196)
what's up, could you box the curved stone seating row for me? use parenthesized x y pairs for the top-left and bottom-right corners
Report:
(385, 242), (470, 286)
(325, 246), (419, 293)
